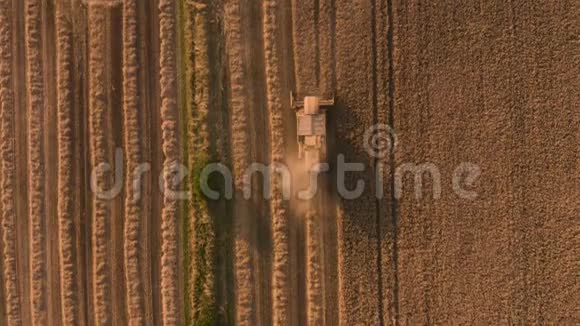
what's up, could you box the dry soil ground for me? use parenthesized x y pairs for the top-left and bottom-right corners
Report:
(0, 0), (577, 325)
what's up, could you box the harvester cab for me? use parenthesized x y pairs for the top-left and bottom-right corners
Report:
(291, 93), (335, 161)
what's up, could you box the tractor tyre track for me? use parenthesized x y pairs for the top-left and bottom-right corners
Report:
(40, 0), (62, 323)
(135, 1), (155, 323)
(107, 6), (128, 325)
(13, 0), (32, 323)
(70, 2), (90, 324)
(142, 0), (163, 324)
(40, 1), (62, 325)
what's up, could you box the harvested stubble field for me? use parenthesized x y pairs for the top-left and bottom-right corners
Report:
(0, 0), (577, 325)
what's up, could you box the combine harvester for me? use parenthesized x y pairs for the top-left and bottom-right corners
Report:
(291, 93), (335, 162)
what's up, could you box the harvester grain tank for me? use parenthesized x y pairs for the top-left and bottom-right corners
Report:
(291, 93), (335, 160)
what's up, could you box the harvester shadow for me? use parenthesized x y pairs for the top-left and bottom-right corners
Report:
(327, 98), (398, 322)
